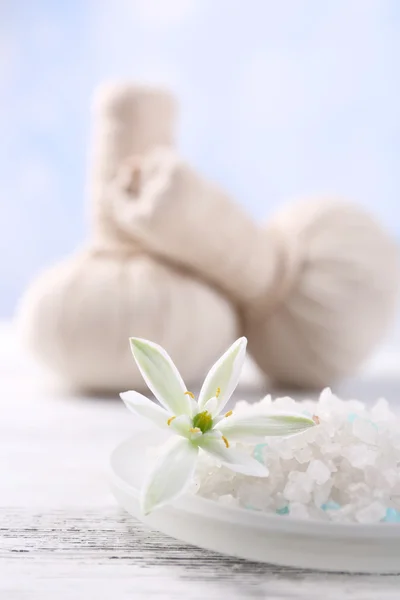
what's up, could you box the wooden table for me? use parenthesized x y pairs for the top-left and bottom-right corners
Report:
(2, 323), (400, 599)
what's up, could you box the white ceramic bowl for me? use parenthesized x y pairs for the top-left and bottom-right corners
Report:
(109, 432), (400, 574)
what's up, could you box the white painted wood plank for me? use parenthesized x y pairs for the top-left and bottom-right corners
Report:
(1, 508), (400, 600)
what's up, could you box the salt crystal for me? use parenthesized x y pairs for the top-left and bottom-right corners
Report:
(346, 400), (366, 413)
(384, 469), (399, 487)
(245, 504), (261, 511)
(307, 460), (331, 484)
(355, 501), (386, 524)
(365, 467), (398, 492)
(343, 444), (376, 468)
(373, 489), (386, 501)
(194, 391), (400, 524)
(364, 466), (381, 489)
(366, 449), (378, 466)
(287, 433), (310, 451)
(352, 418), (377, 445)
(260, 394), (272, 407)
(289, 503), (310, 519)
(253, 443), (268, 464)
(295, 446), (313, 464)
(218, 494), (239, 508)
(321, 442), (341, 458)
(329, 504), (355, 522)
(391, 433), (400, 451)
(333, 470), (352, 490)
(284, 482), (311, 504)
(288, 471), (314, 491)
(319, 388), (334, 407)
(273, 493), (288, 510)
(347, 482), (371, 500)
(321, 501), (341, 511)
(384, 508), (400, 523)
(284, 472), (313, 503)
(313, 481), (333, 506)
(237, 482), (262, 509)
(276, 506), (289, 515)
(275, 441), (295, 460)
(371, 398), (392, 422)
(274, 396), (297, 410)
(240, 481), (272, 511)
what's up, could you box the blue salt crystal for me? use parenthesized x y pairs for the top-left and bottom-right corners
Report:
(348, 412), (378, 430)
(253, 443), (268, 464)
(245, 504), (261, 511)
(321, 501), (341, 511)
(276, 506), (289, 515)
(383, 508), (400, 523)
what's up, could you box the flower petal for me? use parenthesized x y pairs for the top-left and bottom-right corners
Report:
(198, 435), (269, 477)
(215, 412), (317, 441)
(140, 437), (198, 514)
(169, 415), (192, 438)
(120, 391), (170, 429)
(129, 337), (192, 416)
(198, 337), (247, 415)
(203, 396), (219, 415)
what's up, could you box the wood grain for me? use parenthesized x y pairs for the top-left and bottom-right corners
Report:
(2, 508), (400, 599)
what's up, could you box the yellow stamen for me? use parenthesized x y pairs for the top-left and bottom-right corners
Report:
(312, 415), (320, 425)
(189, 427), (201, 434)
(224, 410), (233, 418)
(215, 387), (221, 398)
(184, 391), (195, 399)
(167, 416), (176, 426)
(222, 435), (229, 448)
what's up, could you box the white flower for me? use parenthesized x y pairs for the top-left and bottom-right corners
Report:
(120, 336), (317, 514)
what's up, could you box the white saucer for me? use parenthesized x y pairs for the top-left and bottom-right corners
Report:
(109, 432), (400, 574)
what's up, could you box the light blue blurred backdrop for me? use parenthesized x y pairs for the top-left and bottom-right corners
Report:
(1, 0), (399, 317)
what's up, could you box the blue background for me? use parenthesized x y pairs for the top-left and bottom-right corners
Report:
(1, 0), (399, 317)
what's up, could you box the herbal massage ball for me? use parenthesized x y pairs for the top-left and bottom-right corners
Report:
(245, 199), (399, 387)
(113, 147), (399, 388)
(16, 84), (238, 392)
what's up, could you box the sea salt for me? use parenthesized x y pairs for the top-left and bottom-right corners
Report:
(307, 460), (331, 484)
(288, 503), (309, 519)
(194, 388), (400, 523)
(284, 472), (313, 503)
(355, 501), (387, 524)
(352, 418), (377, 445)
